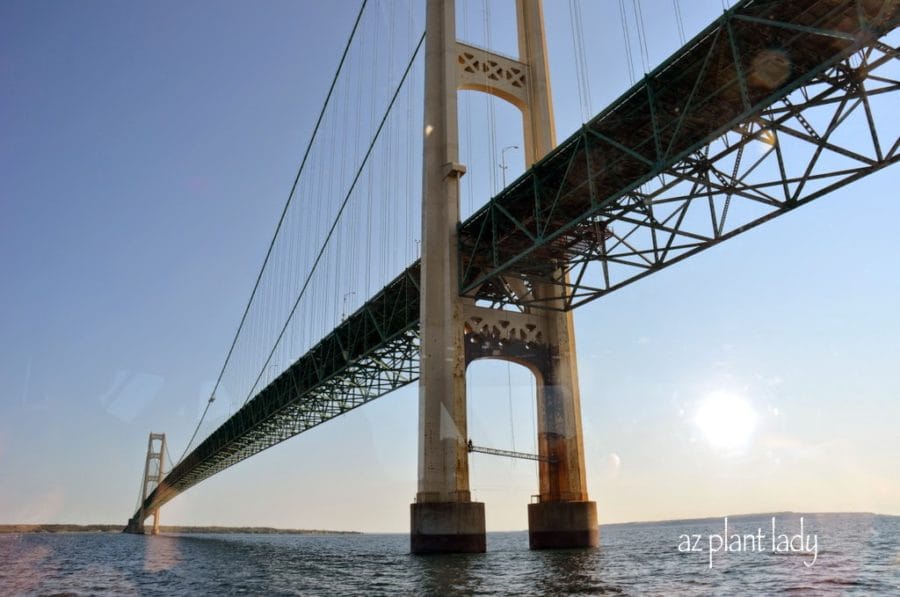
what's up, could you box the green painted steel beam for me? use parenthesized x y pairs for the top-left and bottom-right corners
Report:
(138, 263), (422, 514)
(458, 0), (899, 306)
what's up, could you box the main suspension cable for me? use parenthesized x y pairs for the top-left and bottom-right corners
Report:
(242, 30), (427, 406)
(618, 0), (636, 85)
(176, 1), (369, 465)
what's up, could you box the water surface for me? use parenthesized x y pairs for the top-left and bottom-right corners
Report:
(2, 513), (898, 595)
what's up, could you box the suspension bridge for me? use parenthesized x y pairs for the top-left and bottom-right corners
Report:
(126, 0), (899, 552)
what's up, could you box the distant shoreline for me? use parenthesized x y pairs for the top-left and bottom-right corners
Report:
(3, 513), (894, 535)
(0, 524), (361, 535)
(601, 511), (894, 527)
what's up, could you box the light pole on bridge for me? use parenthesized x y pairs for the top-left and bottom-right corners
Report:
(500, 144), (518, 190)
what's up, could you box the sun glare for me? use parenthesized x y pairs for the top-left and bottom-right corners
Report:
(694, 392), (758, 451)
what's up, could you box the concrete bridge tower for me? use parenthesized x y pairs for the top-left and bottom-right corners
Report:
(412, 0), (598, 553)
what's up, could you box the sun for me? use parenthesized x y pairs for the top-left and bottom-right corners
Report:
(694, 392), (758, 451)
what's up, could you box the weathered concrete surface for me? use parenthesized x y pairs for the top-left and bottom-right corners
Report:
(411, 502), (486, 553)
(416, 0), (472, 507)
(414, 0), (597, 554)
(528, 501), (598, 549)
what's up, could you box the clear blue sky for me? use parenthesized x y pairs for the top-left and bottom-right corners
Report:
(1, 0), (897, 532)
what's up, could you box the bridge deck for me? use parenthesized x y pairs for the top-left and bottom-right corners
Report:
(134, 0), (897, 519)
(460, 0), (898, 309)
(140, 264), (421, 512)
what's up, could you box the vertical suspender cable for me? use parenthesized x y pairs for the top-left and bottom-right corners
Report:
(568, 0), (592, 123)
(673, 0), (686, 45)
(462, 0), (475, 216)
(482, 0), (499, 194)
(176, 1), (369, 465)
(618, 0), (636, 85)
(632, 0), (651, 74)
(507, 363), (516, 454)
(242, 32), (427, 406)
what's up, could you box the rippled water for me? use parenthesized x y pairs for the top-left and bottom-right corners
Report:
(2, 513), (898, 595)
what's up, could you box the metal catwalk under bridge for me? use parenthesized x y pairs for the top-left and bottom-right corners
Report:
(132, 0), (899, 520)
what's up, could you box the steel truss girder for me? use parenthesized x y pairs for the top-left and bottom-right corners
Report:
(136, 264), (422, 516)
(458, 0), (899, 310)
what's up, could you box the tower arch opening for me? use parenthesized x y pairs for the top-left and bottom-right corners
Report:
(458, 89), (526, 221)
(466, 357), (540, 532)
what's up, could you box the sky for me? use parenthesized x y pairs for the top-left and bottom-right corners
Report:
(1, 0), (898, 533)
